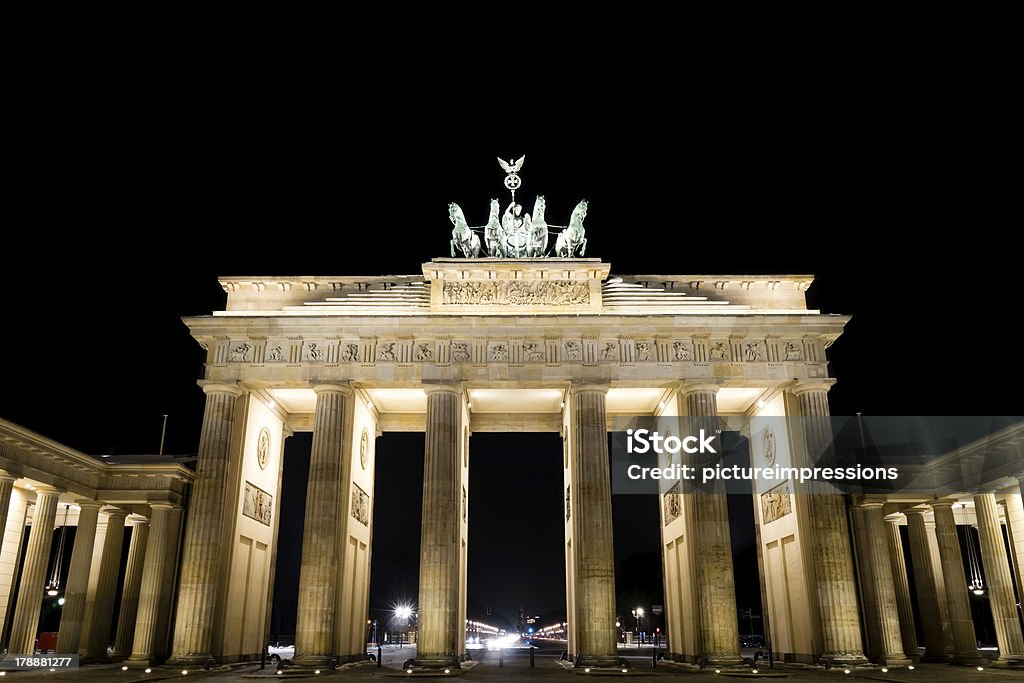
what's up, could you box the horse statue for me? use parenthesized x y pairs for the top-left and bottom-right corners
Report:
(555, 200), (588, 257)
(449, 203), (481, 258)
(484, 199), (505, 257)
(526, 195), (548, 257)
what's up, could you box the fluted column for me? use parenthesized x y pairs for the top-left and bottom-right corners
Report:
(1007, 476), (1024, 618)
(974, 493), (1024, 663)
(682, 383), (743, 667)
(569, 384), (619, 669)
(294, 384), (351, 668)
(905, 510), (950, 660)
(127, 504), (182, 666)
(82, 507), (128, 661)
(931, 501), (985, 665)
(925, 518), (956, 653)
(414, 384), (463, 669)
(0, 472), (16, 545)
(790, 380), (867, 665)
(8, 486), (60, 655)
(857, 503), (911, 665)
(55, 500), (102, 653)
(112, 517), (150, 660)
(168, 383), (243, 666)
(884, 515), (919, 660)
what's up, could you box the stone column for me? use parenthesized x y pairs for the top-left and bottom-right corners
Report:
(415, 384), (464, 669)
(112, 517), (150, 660)
(126, 504), (182, 666)
(82, 507), (128, 661)
(905, 510), (950, 660)
(884, 515), (919, 660)
(790, 380), (867, 665)
(569, 384), (619, 669)
(1007, 475), (1024, 617)
(681, 383), (743, 667)
(857, 503), (911, 665)
(8, 486), (60, 655)
(973, 493), (1024, 663)
(0, 472), (16, 543)
(294, 384), (351, 668)
(55, 500), (102, 653)
(925, 518), (956, 653)
(168, 383), (243, 666)
(931, 501), (985, 665)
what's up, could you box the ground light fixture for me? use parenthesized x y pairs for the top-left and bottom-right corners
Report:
(122, 666), (128, 671)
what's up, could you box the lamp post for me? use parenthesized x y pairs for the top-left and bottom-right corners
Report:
(634, 607), (645, 645)
(395, 606), (412, 649)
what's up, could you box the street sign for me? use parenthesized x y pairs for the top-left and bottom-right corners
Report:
(651, 605), (663, 615)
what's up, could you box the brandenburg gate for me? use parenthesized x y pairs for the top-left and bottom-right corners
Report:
(171, 251), (857, 669)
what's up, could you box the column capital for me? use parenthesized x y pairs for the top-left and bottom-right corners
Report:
(199, 381), (244, 397)
(421, 381), (463, 396)
(312, 382), (353, 396)
(0, 470), (17, 483)
(127, 514), (150, 526)
(883, 512), (905, 524)
(929, 500), (956, 511)
(790, 378), (837, 396)
(568, 382), (608, 395)
(679, 381), (721, 397)
(102, 507), (130, 519)
(75, 499), (104, 509)
(857, 500), (886, 510)
(903, 507), (930, 518)
(147, 502), (180, 512)
(32, 485), (63, 495)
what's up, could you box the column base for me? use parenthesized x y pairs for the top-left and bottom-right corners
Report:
(988, 656), (1024, 667)
(704, 653), (746, 668)
(876, 656), (913, 667)
(922, 652), (952, 663)
(820, 653), (870, 667)
(574, 654), (623, 669)
(79, 655), (112, 665)
(950, 653), (989, 666)
(124, 656), (159, 668)
(165, 654), (216, 669)
(291, 655), (336, 669)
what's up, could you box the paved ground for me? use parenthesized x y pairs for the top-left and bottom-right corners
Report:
(1, 647), (1020, 682)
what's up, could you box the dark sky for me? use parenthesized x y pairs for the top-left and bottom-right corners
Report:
(3, 127), (1018, 638)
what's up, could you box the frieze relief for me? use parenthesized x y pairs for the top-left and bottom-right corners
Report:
(761, 482), (792, 523)
(441, 280), (590, 306)
(220, 335), (817, 365)
(351, 483), (370, 526)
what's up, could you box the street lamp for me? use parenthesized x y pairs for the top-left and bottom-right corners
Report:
(395, 606), (413, 648)
(634, 607), (645, 645)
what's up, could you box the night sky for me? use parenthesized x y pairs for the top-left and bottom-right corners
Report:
(3, 132), (1018, 640)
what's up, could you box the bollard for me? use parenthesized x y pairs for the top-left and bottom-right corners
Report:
(499, 649), (504, 668)
(378, 643), (383, 668)
(652, 646), (657, 669)
(530, 646), (535, 668)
